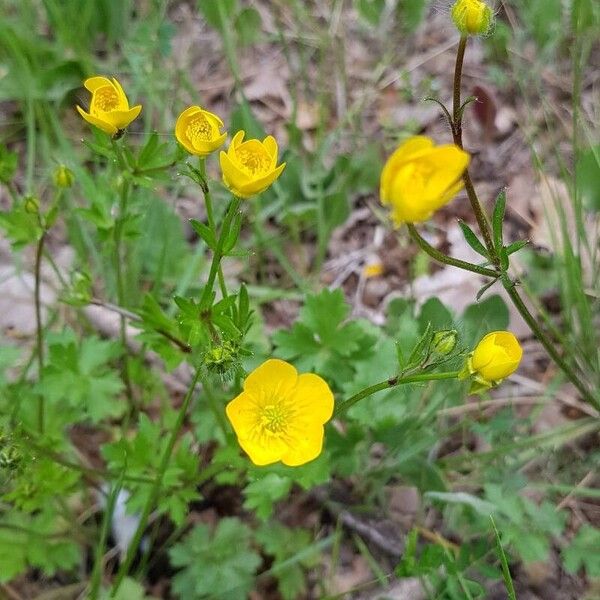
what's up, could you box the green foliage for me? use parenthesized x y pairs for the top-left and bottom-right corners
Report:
(39, 331), (125, 425)
(102, 414), (199, 525)
(0, 509), (80, 582)
(273, 288), (376, 387)
(169, 518), (262, 599)
(562, 525), (600, 577)
(256, 523), (321, 600)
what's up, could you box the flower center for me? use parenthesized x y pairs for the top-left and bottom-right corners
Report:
(93, 86), (120, 113)
(186, 114), (214, 142)
(259, 403), (288, 434)
(236, 145), (271, 176)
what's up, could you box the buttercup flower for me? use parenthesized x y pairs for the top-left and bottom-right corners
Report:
(175, 106), (227, 156)
(76, 76), (142, 136)
(468, 331), (523, 384)
(225, 359), (334, 466)
(380, 136), (470, 225)
(220, 131), (286, 198)
(451, 0), (494, 36)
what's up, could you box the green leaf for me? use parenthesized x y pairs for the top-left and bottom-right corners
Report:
(490, 516), (517, 600)
(235, 7), (262, 46)
(170, 518), (261, 599)
(243, 473), (292, 521)
(505, 239), (529, 256)
(0, 143), (18, 183)
(492, 189), (506, 252)
(562, 525), (600, 577)
(190, 218), (217, 249)
(461, 295), (509, 346)
(354, 0), (385, 25)
(458, 219), (489, 258)
(197, 0), (237, 31)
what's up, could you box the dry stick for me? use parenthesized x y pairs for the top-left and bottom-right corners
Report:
(448, 36), (599, 411)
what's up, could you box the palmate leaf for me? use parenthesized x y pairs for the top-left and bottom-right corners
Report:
(273, 289), (376, 387)
(169, 518), (261, 599)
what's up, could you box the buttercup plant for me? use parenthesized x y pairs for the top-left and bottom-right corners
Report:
(1, 2), (594, 597)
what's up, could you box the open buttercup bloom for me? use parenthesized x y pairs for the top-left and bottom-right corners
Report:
(225, 359), (334, 466)
(76, 76), (142, 137)
(469, 331), (523, 384)
(175, 106), (227, 156)
(451, 0), (494, 36)
(219, 131), (286, 198)
(380, 136), (470, 225)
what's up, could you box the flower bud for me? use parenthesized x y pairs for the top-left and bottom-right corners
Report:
(24, 195), (39, 214)
(204, 341), (241, 381)
(431, 329), (458, 356)
(451, 0), (493, 36)
(460, 331), (522, 392)
(53, 165), (74, 188)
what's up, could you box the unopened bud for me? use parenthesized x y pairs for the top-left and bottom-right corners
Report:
(204, 341), (241, 381)
(451, 0), (493, 36)
(53, 165), (74, 188)
(431, 330), (458, 356)
(24, 195), (39, 214)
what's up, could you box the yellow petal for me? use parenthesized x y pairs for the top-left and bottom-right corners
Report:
(262, 135), (278, 163)
(84, 76), (112, 92)
(281, 424), (325, 466)
(231, 130), (245, 151)
(102, 105), (142, 130)
(110, 77), (130, 109)
(287, 373), (334, 424)
(76, 105), (118, 136)
(191, 131), (227, 156)
(220, 150), (253, 196)
(225, 391), (259, 439)
(237, 434), (287, 466)
(243, 358), (298, 397)
(204, 110), (225, 129)
(237, 162), (286, 197)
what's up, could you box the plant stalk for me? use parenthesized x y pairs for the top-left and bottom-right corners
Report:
(334, 371), (459, 417)
(111, 369), (202, 595)
(407, 224), (498, 278)
(34, 228), (47, 433)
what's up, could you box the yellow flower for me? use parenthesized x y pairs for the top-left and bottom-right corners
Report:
(225, 359), (334, 466)
(76, 76), (142, 136)
(470, 331), (523, 383)
(451, 0), (493, 36)
(380, 136), (470, 225)
(175, 106), (227, 156)
(219, 131), (286, 198)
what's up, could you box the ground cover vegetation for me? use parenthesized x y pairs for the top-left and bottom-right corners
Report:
(0, 0), (599, 598)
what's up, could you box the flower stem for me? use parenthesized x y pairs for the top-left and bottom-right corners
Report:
(451, 33), (599, 409)
(500, 275), (599, 410)
(406, 223), (498, 278)
(200, 196), (241, 307)
(110, 369), (202, 595)
(114, 178), (135, 409)
(334, 371), (460, 417)
(451, 35), (496, 257)
(34, 228), (47, 433)
(197, 159), (229, 300)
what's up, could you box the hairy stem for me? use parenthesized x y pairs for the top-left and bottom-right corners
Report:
(407, 224), (498, 278)
(111, 369), (202, 595)
(34, 229), (47, 433)
(334, 371), (459, 417)
(452, 35), (496, 257)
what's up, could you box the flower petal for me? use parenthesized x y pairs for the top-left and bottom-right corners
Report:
(288, 373), (334, 424)
(110, 77), (131, 109)
(220, 150), (252, 195)
(102, 105), (142, 130)
(237, 162), (286, 197)
(243, 358), (298, 397)
(76, 106), (117, 136)
(281, 425), (325, 466)
(237, 434), (287, 466)
(84, 76), (112, 92)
